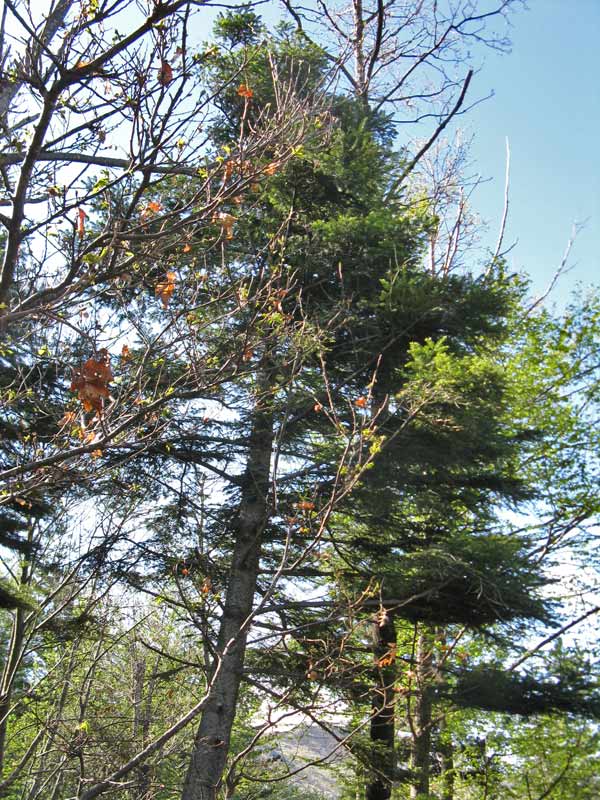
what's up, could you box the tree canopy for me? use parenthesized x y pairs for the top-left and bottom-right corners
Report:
(1, 3), (599, 800)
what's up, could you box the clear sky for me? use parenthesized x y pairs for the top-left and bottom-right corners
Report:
(256, 0), (599, 306)
(465, 0), (600, 305)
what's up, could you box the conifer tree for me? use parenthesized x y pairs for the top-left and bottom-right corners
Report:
(2, 4), (599, 800)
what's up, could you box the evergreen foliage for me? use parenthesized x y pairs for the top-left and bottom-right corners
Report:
(0, 4), (599, 800)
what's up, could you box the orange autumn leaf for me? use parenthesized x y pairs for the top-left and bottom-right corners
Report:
(237, 83), (253, 99)
(77, 428), (97, 444)
(141, 200), (162, 219)
(296, 500), (315, 511)
(354, 396), (368, 408)
(223, 160), (234, 181)
(377, 644), (397, 667)
(263, 162), (279, 176)
(201, 577), (212, 595)
(155, 271), (176, 308)
(183, 243), (191, 253)
(91, 449), (103, 458)
(77, 208), (87, 239)
(158, 60), (173, 86)
(71, 350), (112, 415)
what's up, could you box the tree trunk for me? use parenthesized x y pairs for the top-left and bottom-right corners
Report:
(409, 630), (433, 800)
(131, 648), (152, 800)
(0, 558), (29, 777)
(352, 0), (368, 108)
(365, 610), (396, 800)
(181, 380), (274, 800)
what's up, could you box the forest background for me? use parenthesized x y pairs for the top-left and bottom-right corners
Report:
(0, 2), (599, 800)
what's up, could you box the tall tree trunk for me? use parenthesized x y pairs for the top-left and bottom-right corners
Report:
(131, 647), (152, 800)
(409, 630), (433, 800)
(0, 558), (29, 777)
(181, 377), (274, 800)
(365, 610), (396, 800)
(352, 0), (368, 108)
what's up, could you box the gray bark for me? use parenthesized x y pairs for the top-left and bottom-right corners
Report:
(181, 378), (274, 800)
(0, 558), (29, 778)
(409, 631), (434, 800)
(131, 650), (151, 800)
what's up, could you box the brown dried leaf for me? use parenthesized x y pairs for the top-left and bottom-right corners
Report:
(71, 350), (112, 414)
(158, 60), (173, 86)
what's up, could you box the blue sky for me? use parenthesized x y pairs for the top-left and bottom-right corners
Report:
(466, 0), (599, 304)
(257, 0), (599, 305)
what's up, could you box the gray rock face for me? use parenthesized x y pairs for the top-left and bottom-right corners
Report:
(255, 723), (349, 798)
